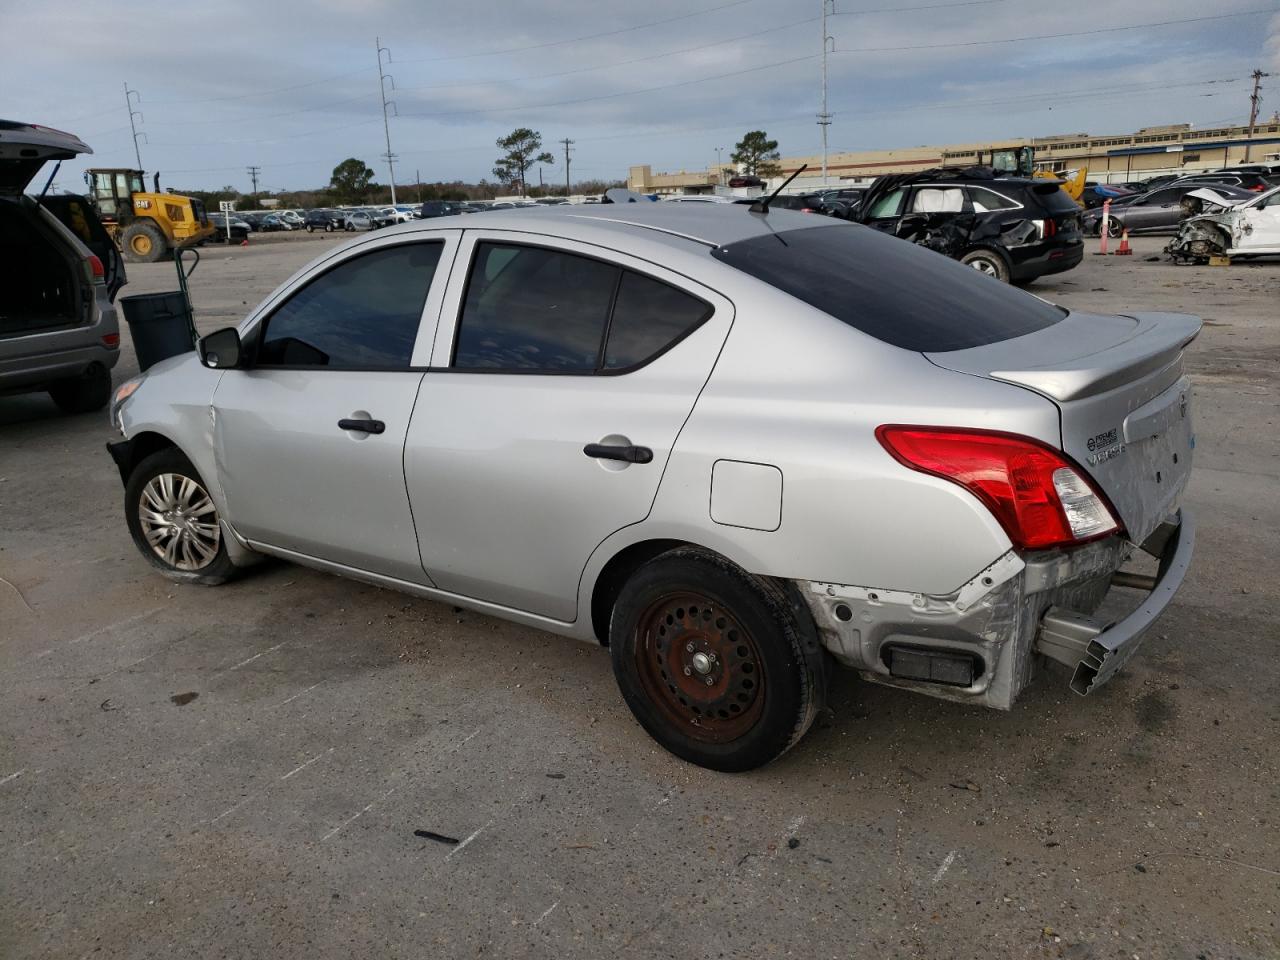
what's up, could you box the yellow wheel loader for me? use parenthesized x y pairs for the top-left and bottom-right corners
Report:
(84, 169), (214, 263)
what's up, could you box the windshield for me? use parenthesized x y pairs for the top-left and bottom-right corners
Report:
(710, 224), (1065, 352)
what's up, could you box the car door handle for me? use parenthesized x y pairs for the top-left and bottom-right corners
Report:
(338, 418), (385, 435)
(583, 442), (653, 464)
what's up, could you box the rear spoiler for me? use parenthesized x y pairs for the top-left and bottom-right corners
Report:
(987, 313), (1202, 402)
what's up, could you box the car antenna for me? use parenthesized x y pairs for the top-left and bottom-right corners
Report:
(750, 164), (808, 215)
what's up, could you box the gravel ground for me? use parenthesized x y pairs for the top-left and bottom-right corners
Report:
(1, 231), (1277, 960)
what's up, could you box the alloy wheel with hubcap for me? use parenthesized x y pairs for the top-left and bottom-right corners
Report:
(124, 448), (237, 584)
(138, 472), (221, 570)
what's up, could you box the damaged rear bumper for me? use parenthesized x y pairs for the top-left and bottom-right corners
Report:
(1037, 510), (1193, 695)
(801, 510), (1193, 709)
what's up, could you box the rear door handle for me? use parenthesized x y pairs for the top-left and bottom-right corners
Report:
(583, 443), (653, 464)
(338, 418), (385, 435)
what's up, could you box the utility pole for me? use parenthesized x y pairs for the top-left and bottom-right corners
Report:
(376, 37), (398, 204)
(817, 0), (835, 186)
(124, 82), (144, 171)
(416, 168), (421, 203)
(1245, 69), (1271, 162)
(246, 165), (261, 194)
(560, 138), (574, 196)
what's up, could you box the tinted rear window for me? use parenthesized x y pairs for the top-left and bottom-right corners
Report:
(710, 224), (1065, 352)
(1031, 182), (1081, 214)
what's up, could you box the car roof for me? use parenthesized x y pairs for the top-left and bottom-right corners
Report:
(372, 202), (844, 248)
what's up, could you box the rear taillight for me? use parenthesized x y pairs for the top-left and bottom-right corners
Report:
(875, 426), (1120, 550)
(85, 255), (105, 283)
(102, 333), (120, 348)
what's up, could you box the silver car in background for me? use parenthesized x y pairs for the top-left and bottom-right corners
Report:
(107, 205), (1197, 771)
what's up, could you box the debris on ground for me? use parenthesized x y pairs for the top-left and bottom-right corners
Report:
(414, 829), (459, 845)
(170, 692), (199, 706)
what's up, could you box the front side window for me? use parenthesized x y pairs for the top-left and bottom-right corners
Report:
(453, 242), (711, 373)
(867, 188), (906, 219)
(258, 242), (442, 368)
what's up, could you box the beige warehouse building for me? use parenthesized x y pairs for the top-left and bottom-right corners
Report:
(628, 118), (1280, 194)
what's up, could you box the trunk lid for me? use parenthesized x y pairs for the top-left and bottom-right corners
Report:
(926, 311), (1201, 545)
(0, 120), (92, 196)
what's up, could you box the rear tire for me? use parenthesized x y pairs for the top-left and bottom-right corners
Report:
(609, 547), (826, 772)
(48, 363), (111, 414)
(959, 248), (1010, 283)
(124, 448), (236, 585)
(121, 220), (168, 263)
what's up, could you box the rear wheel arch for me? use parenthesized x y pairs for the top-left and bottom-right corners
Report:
(590, 538), (691, 644)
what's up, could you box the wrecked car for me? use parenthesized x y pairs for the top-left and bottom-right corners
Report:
(856, 167), (1083, 283)
(1081, 183), (1256, 237)
(1167, 185), (1280, 262)
(108, 204), (1194, 771)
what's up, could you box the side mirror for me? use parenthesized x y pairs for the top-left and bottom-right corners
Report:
(199, 327), (243, 369)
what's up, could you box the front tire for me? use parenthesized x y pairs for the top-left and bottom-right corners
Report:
(959, 248), (1011, 283)
(306, 224), (315, 233)
(121, 220), (168, 263)
(609, 548), (826, 772)
(125, 448), (236, 585)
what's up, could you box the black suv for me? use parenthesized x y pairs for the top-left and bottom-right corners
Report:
(303, 209), (343, 233)
(856, 170), (1083, 283)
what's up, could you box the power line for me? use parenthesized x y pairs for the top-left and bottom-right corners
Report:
(397, 8), (1277, 123)
(393, 0), (760, 64)
(833, 7), (1280, 54)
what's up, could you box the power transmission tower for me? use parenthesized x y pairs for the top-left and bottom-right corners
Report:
(376, 37), (399, 204)
(817, 0), (835, 186)
(124, 83), (145, 170)
(1245, 69), (1271, 162)
(247, 166), (261, 194)
(560, 138), (574, 196)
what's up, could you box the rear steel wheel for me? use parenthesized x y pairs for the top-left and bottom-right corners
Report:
(610, 548), (826, 771)
(634, 592), (765, 743)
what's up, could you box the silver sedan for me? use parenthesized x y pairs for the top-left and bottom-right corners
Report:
(107, 205), (1197, 771)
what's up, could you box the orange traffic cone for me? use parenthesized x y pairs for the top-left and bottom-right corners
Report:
(1115, 228), (1132, 256)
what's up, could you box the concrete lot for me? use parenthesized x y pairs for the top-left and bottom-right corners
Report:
(2, 231), (1278, 959)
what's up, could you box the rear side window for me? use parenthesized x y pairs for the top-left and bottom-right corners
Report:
(604, 272), (711, 370)
(967, 186), (1020, 212)
(711, 224), (1065, 352)
(258, 242), (441, 368)
(453, 242), (711, 372)
(455, 243), (618, 370)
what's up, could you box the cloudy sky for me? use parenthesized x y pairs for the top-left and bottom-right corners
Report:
(6, 0), (1280, 193)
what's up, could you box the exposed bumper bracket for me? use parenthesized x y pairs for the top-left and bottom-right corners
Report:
(1036, 510), (1194, 695)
